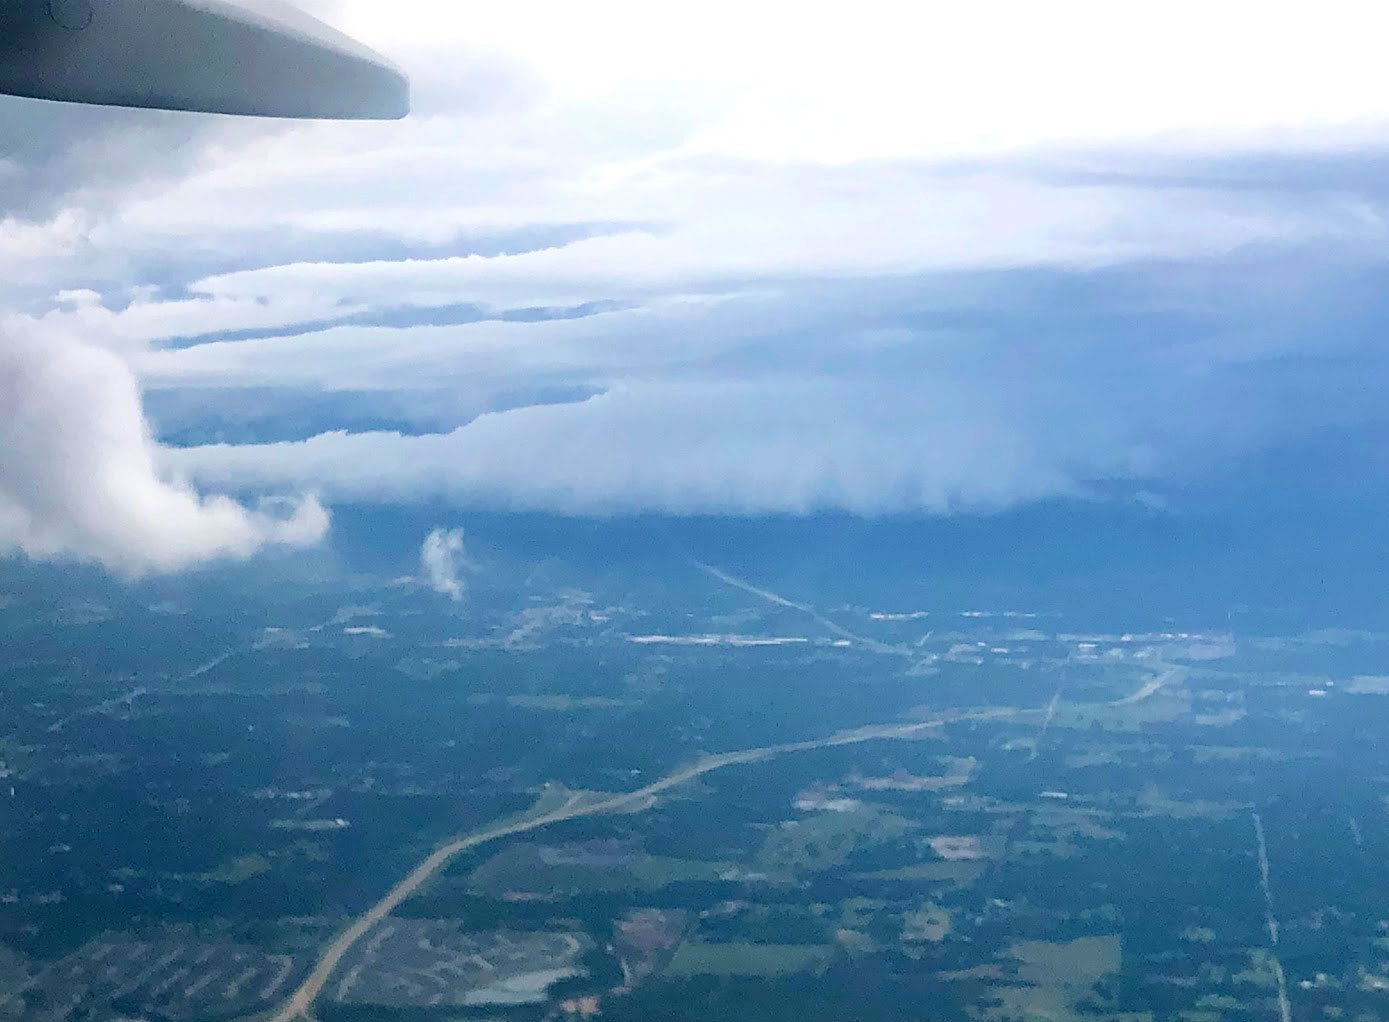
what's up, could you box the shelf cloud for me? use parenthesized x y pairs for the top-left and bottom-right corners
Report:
(8, 0), (1389, 571)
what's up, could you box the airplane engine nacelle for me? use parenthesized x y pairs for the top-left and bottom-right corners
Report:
(0, 0), (409, 119)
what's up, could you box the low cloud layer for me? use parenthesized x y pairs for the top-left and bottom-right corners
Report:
(9, 2), (1389, 572)
(0, 323), (328, 575)
(420, 527), (467, 600)
(156, 251), (1389, 518)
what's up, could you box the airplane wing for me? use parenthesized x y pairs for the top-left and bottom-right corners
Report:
(0, 0), (408, 119)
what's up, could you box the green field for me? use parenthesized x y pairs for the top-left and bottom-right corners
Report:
(663, 942), (836, 978)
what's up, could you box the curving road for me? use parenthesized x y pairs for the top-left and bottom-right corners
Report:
(270, 704), (1025, 1021)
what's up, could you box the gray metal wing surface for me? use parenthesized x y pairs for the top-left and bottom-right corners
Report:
(0, 0), (408, 119)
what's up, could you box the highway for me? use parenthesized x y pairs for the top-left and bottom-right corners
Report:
(270, 704), (1026, 1021)
(692, 559), (909, 656)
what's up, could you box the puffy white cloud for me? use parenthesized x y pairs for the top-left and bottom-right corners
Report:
(420, 527), (467, 600)
(0, 322), (329, 575)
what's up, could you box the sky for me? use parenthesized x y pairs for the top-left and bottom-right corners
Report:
(5, 0), (1389, 574)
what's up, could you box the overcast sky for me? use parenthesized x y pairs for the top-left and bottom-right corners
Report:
(5, 0), (1389, 573)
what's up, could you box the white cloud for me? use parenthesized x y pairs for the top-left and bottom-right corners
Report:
(337, 0), (1389, 159)
(0, 321), (329, 575)
(166, 379), (1117, 515)
(138, 295), (801, 391)
(158, 276), (1389, 519)
(147, 180), (1379, 319)
(420, 527), (467, 600)
(8, 0), (1389, 561)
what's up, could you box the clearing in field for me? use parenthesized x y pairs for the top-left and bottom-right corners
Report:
(966, 935), (1123, 1022)
(663, 942), (835, 978)
(756, 807), (915, 877)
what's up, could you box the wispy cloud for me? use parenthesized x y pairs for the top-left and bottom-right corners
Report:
(420, 527), (467, 600)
